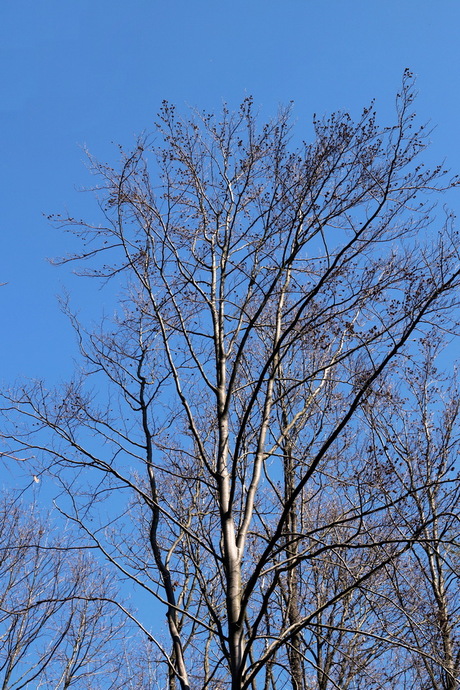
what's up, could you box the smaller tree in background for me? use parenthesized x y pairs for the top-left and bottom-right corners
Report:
(0, 494), (151, 690)
(362, 339), (460, 690)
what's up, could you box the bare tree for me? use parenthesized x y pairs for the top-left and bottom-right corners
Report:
(0, 494), (142, 689)
(2, 71), (460, 689)
(362, 338), (460, 690)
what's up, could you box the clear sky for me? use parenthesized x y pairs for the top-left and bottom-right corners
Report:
(1, 0), (460, 384)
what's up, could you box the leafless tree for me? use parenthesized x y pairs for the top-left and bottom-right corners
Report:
(2, 71), (460, 689)
(0, 493), (146, 689)
(361, 338), (460, 690)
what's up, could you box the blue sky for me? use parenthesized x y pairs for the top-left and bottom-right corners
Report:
(1, 0), (460, 384)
